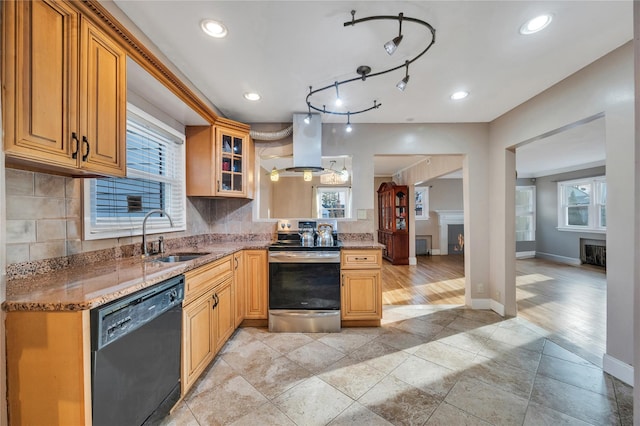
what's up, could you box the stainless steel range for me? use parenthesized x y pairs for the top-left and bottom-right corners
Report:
(269, 220), (342, 332)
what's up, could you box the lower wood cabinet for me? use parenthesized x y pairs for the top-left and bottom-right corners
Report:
(214, 277), (235, 349)
(5, 310), (92, 426)
(340, 248), (383, 326)
(182, 288), (217, 393)
(243, 249), (268, 320)
(182, 255), (235, 396)
(341, 270), (381, 320)
(233, 251), (245, 327)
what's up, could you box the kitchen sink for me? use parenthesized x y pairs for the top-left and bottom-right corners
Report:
(154, 252), (210, 263)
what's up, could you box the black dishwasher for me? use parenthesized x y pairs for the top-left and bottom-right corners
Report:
(91, 275), (184, 426)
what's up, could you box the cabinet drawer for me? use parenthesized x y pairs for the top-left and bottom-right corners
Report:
(341, 250), (382, 269)
(183, 256), (233, 303)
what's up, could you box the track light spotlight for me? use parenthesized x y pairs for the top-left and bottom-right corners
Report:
(345, 113), (353, 133)
(384, 13), (404, 55)
(396, 61), (410, 91)
(334, 82), (343, 106)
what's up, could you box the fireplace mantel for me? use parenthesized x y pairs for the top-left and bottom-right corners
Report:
(435, 210), (464, 255)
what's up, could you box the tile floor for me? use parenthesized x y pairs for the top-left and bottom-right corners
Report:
(161, 305), (633, 426)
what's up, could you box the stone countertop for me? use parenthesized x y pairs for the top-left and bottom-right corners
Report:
(3, 240), (382, 312)
(340, 241), (385, 249)
(3, 242), (270, 312)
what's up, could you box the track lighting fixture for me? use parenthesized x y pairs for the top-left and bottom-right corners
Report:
(305, 10), (435, 120)
(345, 113), (352, 133)
(384, 13), (404, 55)
(396, 61), (410, 91)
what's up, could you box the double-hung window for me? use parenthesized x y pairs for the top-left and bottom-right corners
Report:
(84, 105), (186, 240)
(316, 187), (351, 218)
(515, 186), (535, 241)
(557, 176), (606, 232)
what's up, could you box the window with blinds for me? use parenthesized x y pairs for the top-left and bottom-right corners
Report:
(83, 104), (186, 240)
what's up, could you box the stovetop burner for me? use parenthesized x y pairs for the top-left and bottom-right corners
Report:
(270, 223), (341, 251)
(269, 240), (342, 252)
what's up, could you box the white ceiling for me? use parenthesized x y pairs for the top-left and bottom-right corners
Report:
(112, 0), (631, 177)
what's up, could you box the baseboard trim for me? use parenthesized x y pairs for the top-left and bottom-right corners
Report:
(431, 249), (441, 255)
(470, 298), (505, 316)
(603, 354), (634, 386)
(516, 251), (536, 259)
(409, 257), (417, 265)
(471, 298), (491, 309)
(490, 300), (506, 316)
(536, 252), (581, 266)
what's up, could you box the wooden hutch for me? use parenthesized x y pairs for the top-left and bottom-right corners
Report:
(377, 182), (409, 265)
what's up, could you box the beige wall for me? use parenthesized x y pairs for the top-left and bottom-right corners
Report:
(490, 42), (635, 380)
(270, 176), (318, 218)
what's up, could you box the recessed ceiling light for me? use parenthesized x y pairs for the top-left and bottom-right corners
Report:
(243, 92), (261, 101)
(520, 14), (553, 35)
(450, 91), (469, 100)
(201, 19), (228, 38)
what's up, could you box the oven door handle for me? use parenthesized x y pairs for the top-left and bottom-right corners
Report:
(268, 252), (340, 263)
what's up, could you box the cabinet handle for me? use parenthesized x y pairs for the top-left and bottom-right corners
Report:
(234, 257), (238, 270)
(341, 274), (344, 287)
(82, 136), (90, 161)
(354, 257), (368, 261)
(71, 132), (80, 159)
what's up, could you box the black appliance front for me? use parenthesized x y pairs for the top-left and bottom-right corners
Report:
(269, 261), (341, 310)
(91, 277), (184, 426)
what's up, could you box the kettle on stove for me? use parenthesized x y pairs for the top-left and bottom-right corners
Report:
(299, 226), (315, 247)
(316, 224), (334, 247)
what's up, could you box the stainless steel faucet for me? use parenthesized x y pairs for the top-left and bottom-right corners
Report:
(142, 209), (174, 257)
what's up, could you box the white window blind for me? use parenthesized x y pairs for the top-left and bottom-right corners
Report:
(84, 105), (186, 240)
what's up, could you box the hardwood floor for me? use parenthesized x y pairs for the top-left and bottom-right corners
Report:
(381, 254), (465, 305)
(381, 255), (606, 366)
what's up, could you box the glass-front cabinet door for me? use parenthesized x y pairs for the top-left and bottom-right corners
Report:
(216, 125), (248, 197)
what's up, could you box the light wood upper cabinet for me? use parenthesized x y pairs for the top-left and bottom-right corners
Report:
(3, 0), (126, 177)
(186, 119), (253, 198)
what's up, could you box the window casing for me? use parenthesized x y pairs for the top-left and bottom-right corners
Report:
(84, 105), (186, 240)
(316, 187), (351, 218)
(557, 176), (606, 233)
(414, 186), (430, 220)
(515, 186), (535, 241)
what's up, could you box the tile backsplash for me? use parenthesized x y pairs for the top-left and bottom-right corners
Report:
(5, 169), (275, 265)
(5, 169), (77, 264)
(5, 169), (373, 265)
